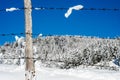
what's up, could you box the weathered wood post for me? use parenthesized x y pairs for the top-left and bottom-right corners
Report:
(24, 0), (35, 80)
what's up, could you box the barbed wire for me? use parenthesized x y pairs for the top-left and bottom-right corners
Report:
(0, 57), (40, 59)
(0, 33), (54, 37)
(0, 33), (120, 39)
(0, 57), (63, 63)
(0, 57), (64, 64)
(0, 33), (24, 36)
(0, 7), (120, 12)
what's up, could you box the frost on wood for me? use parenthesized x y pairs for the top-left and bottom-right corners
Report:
(65, 5), (84, 18)
(25, 70), (36, 80)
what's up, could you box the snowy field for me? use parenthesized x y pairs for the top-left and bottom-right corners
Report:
(0, 36), (120, 80)
(0, 64), (120, 80)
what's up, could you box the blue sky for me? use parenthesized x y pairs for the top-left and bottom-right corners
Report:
(0, 0), (120, 45)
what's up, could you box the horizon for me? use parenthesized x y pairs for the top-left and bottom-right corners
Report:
(0, 34), (120, 46)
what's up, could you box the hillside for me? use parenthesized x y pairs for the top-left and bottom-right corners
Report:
(0, 35), (120, 70)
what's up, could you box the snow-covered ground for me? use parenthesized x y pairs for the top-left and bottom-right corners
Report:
(0, 63), (120, 80)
